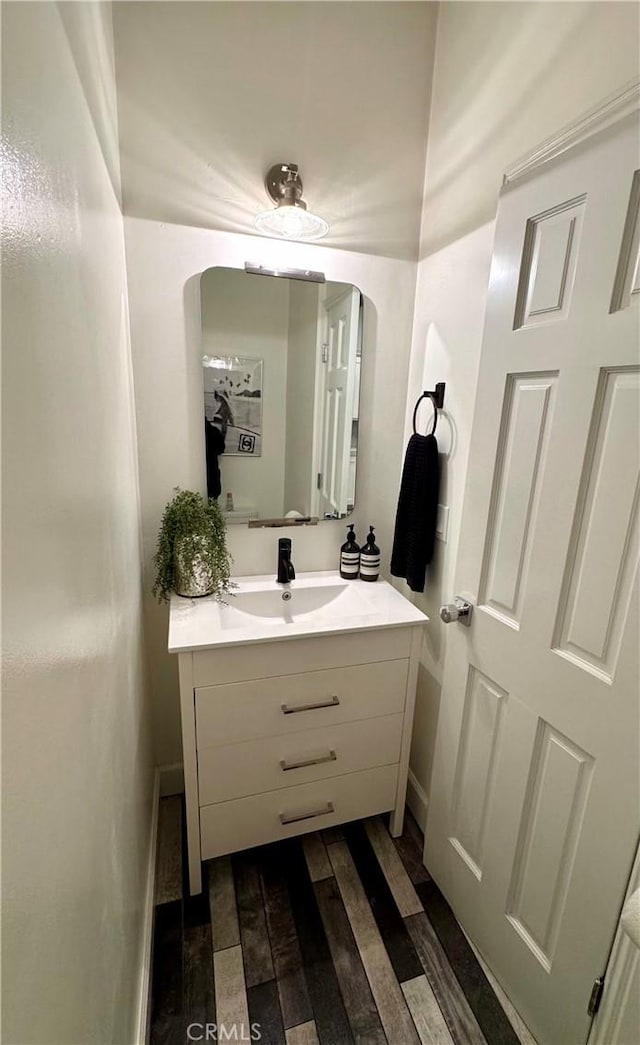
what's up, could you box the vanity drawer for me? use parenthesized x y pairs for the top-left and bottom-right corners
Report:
(192, 627), (413, 687)
(195, 659), (409, 747)
(200, 764), (398, 860)
(198, 713), (403, 805)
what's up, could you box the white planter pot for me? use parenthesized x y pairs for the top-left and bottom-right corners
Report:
(174, 536), (214, 598)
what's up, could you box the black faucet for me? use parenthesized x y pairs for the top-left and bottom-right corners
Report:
(277, 537), (295, 584)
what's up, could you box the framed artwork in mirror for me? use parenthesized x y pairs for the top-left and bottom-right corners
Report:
(203, 355), (263, 456)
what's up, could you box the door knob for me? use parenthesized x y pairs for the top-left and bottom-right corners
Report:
(440, 597), (473, 626)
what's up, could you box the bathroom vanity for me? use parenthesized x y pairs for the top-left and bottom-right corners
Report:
(169, 571), (427, 894)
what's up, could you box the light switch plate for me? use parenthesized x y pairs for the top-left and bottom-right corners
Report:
(435, 504), (449, 542)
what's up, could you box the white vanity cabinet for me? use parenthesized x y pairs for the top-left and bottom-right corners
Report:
(170, 573), (426, 895)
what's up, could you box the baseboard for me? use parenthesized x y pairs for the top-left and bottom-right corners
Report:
(134, 767), (160, 1045)
(158, 761), (185, 796)
(406, 768), (428, 833)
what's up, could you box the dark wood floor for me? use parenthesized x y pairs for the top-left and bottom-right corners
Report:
(150, 799), (533, 1045)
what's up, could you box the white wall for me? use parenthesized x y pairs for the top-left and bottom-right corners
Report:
(406, 1), (640, 815)
(113, 1), (437, 262)
(2, 4), (154, 1043)
(124, 219), (418, 765)
(284, 280), (320, 516)
(201, 267), (289, 518)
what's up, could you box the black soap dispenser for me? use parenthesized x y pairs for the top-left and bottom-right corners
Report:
(360, 526), (380, 582)
(340, 524), (360, 579)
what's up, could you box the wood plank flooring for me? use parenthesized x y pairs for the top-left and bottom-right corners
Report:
(151, 801), (535, 1045)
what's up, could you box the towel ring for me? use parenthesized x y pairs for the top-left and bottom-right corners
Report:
(412, 383), (445, 437)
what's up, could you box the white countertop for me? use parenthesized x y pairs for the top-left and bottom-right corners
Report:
(168, 570), (428, 653)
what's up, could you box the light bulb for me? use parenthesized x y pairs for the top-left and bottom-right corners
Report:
(254, 204), (329, 242)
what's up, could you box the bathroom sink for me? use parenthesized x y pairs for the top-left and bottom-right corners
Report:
(220, 579), (373, 625)
(168, 570), (428, 651)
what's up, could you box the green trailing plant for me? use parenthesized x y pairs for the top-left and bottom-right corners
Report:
(153, 488), (232, 602)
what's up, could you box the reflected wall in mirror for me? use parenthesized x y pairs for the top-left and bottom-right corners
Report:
(201, 267), (362, 526)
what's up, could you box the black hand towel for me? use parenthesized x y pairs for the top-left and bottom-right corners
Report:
(205, 419), (226, 500)
(390, 432), (440, 593)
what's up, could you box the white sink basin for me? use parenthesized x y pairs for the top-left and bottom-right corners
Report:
(168, 570), (428, 652)
(220, 580), (374, 626)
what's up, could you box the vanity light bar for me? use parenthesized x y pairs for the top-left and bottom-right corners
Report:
(244, 262), (326, 283)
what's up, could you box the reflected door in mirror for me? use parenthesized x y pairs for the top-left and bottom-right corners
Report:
(317, 286), (360, 519)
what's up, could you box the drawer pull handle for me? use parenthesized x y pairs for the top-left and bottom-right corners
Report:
(280, 801), (335, 825)
(280, 750), (337, 772)
(281, 695), (340, 715)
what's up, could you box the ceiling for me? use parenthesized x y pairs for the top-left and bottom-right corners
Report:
(112, 1), (438, 261)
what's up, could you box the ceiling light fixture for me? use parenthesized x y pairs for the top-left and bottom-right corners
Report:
(254, 162), (329, 242)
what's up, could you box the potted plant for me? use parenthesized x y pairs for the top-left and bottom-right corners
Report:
(153, 488), (232, 602)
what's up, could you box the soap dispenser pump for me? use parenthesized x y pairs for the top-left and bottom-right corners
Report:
(360, 526), (380, 582)
(340, 524), (360, 579)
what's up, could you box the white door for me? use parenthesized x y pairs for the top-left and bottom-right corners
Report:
(425, 112), (640, 1045)
(316, 286), (360, 518)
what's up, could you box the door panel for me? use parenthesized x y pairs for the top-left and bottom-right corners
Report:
(514, 195), (585, 329)
(553, 368), (640, 681)
(426, 113), (640, 1045)
(610, 169), (640, 313)
(449, 666), (508, 881)
(505, 720), (594, 974)
(478, 372), (558, 626)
